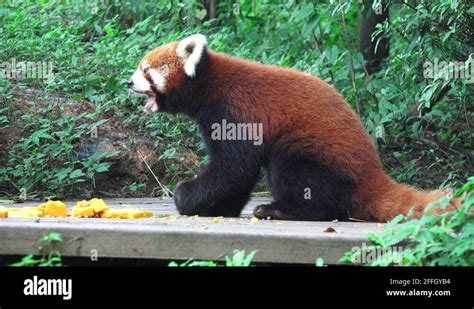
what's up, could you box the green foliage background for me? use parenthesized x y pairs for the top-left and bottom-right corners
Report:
(0, 0), (472, 199)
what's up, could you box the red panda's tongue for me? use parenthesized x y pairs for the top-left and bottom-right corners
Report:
(144, 95), (158, 113)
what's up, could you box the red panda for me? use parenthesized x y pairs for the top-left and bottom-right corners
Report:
(128, 34), (460, 222)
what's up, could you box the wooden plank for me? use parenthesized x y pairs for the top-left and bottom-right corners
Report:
(0, 198), (382, 264)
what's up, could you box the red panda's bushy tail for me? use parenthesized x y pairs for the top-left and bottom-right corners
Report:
(354, 171), (462, 222)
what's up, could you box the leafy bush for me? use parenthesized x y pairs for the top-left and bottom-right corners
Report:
(10, 232), (64, 267)
(340, 177), (474, 266)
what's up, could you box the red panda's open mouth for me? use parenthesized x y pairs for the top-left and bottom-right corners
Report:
(144, 91), (158, 113)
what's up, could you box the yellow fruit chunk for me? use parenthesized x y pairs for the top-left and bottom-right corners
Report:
(100, 208), (153, 219)
(72, 206), (95, 218)
(141, 210), (154, 218)
(72, 198), (109, 217)
(89, 198), (109, 213)
(72, 199), (152, 219)
(75, 200), (89, 208)
(8, 208), (42, 218)
(3, 207), (21, 213)
(100, 209), (129, 219)
(37, 200), (68, 217)
(16, 206), (43, 216)
(0, 206), (8, 218)
(123, 208), (153, 219)
(212, 216), (225, 223)
(25, 206), (43, 213)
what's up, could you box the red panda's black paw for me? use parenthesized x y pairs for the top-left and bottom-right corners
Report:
(173, 180), (194, 215)
(254, 203), (291, 220)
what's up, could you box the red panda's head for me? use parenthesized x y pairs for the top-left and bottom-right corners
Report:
(127, 34), (208, 113)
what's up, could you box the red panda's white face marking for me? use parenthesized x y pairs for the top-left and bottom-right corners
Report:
(127, 34), (207, 113)
(129, 60), (160, 112)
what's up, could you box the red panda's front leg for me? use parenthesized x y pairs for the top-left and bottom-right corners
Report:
(173, 155), (261, 217)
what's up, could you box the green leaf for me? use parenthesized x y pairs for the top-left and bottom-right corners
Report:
(30, 129), (54, 145)
(83, 75), (101, 84)
(367, 233), (384, 247)
(292, 3), (314, 21)
(69, 169), (85, 178)
(39, 232), (63, 243)
(315, 257), (325, 267)
(95, 163), (111, 173)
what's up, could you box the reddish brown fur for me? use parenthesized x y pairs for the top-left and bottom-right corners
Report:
(141, 42), (184, 93)
(206, 51), (457, 221)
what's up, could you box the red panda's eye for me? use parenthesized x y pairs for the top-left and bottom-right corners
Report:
(143, 67), (149, 73)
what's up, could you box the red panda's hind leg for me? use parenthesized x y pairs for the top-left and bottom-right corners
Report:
(262, 151), (353, 221)
(254, 202), (297, 220)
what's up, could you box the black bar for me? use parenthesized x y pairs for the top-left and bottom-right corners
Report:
(0, 266), (472, 306)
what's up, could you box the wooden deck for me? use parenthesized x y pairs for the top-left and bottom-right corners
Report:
(0, 198), (382, 264)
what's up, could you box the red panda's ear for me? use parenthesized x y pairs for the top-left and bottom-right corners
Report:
(176, 34), (207, 77)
